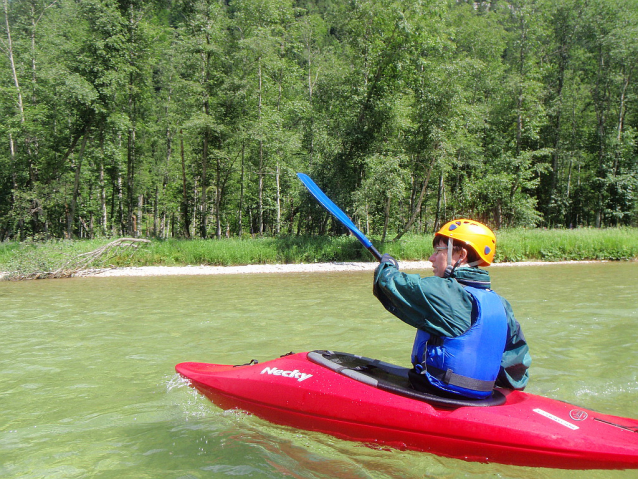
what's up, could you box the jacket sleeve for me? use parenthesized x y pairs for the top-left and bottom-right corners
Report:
(373, 262), (472, 337)
(496, 297), (532, 390)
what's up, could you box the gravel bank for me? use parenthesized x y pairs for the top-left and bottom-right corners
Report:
(83, 260), (603, 278)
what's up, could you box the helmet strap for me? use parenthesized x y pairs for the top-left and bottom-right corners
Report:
(447, 236), (453, 267)
(443, 237), (481, 277)
(444, 259), (463, 278)
(443, 237), (457, 278)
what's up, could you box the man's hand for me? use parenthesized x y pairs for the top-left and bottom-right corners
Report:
(380, 253), (399, 269)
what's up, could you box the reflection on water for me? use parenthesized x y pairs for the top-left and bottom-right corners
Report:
(0, 262), (637, 478)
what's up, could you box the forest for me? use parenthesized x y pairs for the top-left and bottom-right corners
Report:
(1, 0), (637, 241)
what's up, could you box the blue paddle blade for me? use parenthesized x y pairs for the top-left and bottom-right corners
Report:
(297, 173), (373, 250)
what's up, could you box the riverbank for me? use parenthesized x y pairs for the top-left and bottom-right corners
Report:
(2, 228), (636, 280)
(83, 259), (607, 278)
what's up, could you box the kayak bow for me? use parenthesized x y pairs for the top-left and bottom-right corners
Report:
(176, 350), (638, 470)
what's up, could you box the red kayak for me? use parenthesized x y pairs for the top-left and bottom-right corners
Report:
(176, 350), (638, 470)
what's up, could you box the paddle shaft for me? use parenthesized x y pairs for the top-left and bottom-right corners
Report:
(366, 244), (383, 262)
(297, 173), (383, 262)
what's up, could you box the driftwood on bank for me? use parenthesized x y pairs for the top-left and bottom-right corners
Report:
(4, 238), (151, 281)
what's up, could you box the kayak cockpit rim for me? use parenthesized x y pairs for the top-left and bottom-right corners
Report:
(307, 350), (507, 408)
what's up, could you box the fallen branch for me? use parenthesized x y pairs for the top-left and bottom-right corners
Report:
(4, 238), (151, 281)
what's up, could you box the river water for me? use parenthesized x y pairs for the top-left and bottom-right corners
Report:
(1, 262), (637, 479)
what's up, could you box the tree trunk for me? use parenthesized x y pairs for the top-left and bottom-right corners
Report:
(593, 45), (610, 228)
(288, 196), (295, 234)
(99, 160), (107, 236)
(3, 0), (24, 122)
(3, 0), (37, 184)
(9, 132), (17, 200)
(381, 194), (391, 242)
(88, 183), (94, 238)
(549, 58), (567, 217)
(157, 125), (171, 238)
(214, 137), (228, 240)
(193, 178), (198, 239)
(238, 141), (244, 237)
(215, 161), (222, 239)
(153, 187), (158, 238)
(307, 39), (315, 166)
(393, 157), (436, 241)
(616, 68), (631, 143)
(126, 77), (137, 235)
(494, 201), (502, 229)
(160, 75), (173, 239)
(68, 126), (90, 239)
(180, 129), (190, 238)
(613, 67), (632, 176)
(137, 194), (143, 237)
(200, 40), (212, 239)
(117, 170), (124, 236)
(434, 171), (444, 232)
(275, 162), (281, 235)
(257, 58), (264, 236)
(201, 128), (208, 238)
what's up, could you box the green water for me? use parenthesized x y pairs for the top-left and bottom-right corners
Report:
(1, 262), (637, 479)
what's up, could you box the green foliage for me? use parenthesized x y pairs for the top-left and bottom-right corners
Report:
(0, 0), (637, 242)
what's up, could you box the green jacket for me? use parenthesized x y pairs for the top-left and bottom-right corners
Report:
(373, 262), (531, 390)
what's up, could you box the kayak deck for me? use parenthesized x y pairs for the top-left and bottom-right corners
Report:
(307, 350), (506, 407)
(176, 351), (638, 470)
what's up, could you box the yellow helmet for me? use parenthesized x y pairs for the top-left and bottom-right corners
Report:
(435, 219), (496, 267)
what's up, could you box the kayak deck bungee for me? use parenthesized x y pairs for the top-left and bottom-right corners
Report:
(176, 351), (638, 470)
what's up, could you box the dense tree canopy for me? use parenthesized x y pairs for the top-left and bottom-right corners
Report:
(1, 0), (636, 240)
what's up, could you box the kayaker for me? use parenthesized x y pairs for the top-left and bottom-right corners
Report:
(373, 219), (531, 399)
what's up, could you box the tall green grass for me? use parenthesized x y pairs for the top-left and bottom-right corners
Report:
(0, 228), (636, 278)
(494, 228), (638, 262)
(127, 236), (374, 266)
(378, 228), (638, 262)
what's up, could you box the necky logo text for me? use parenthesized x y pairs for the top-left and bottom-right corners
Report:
(260, 367), (313, 382)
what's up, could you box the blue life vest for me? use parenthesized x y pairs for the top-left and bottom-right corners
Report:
(411, 286), (508, 399)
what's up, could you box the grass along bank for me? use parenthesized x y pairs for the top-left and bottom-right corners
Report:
(0, 228), (636, 279)
(494, 228), (638, 262)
